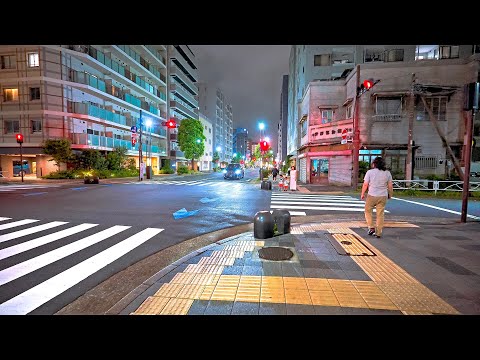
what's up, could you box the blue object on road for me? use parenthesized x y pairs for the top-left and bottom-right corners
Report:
(199, 197), (218, 203)
(71, 187), (88, 191)
(173, 208), (199, 219)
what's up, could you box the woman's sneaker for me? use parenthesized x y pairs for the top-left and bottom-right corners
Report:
(367, 228), (375, 236)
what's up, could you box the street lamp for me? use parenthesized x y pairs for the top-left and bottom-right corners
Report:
(145, 119), (153, 167)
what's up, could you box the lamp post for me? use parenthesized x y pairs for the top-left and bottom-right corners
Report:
(145, 119), (153, 179)
(258, 122), (266, 179)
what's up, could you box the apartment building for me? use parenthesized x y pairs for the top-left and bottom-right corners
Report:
(233, 128), (248, 159)
(0, 45), (168, 176)
(198, 113), (213, 171)
(167, 45), (199, 168)
(290, 45), (480, 185)
(197, 82), (233, 163)
(277, 74), (288, 166)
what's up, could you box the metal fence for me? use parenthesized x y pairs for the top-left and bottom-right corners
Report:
(391, 180), (480, 194)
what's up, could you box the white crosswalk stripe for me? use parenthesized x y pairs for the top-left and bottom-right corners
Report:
(122, 180), (248, 187)
(0, 185), (61, 192)
(270, 192), (388, 215)
(0, 217), (164, 315)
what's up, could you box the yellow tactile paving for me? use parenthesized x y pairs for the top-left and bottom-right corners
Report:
(260, 288), (285, 303)
(170, 272), (196, 285)
(131, 296), (169, 315)
(198, 285), (216, 300)
(333, 291), (368, 308)
(210, 286), (237, 301)
(331, 233), (375, 256)
(327, 227), (355, 234)
(283, 277), (308, 290)
(198, 257), (235, 266)
(309, 290), (340, 307)
(239, 275), (262, 287)
(255, 241), (265, 247)
(261, 276), (284, 288)
(176, 284), (205, 299)
(154, 283), (185, 298)
(235, 287), (261, 302)
(285, 288), (312, 305)
(216, 275), (241, 287)
(305, 278), (332, 291)
(160, 298), (194, 315)
(191, 273), (219, 286)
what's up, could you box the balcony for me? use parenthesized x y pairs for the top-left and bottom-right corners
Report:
(170, 47), (198, 82)
(71, 133), (166, 154)
(170, 100), (198, 119)
(170, 82), (198, 108)
(68, 69), (163, 120)
(139, 45), (167, 68)
(65, 45), (166, 104)
(112, 45), (166, 86)
(170, 66), (197, 95)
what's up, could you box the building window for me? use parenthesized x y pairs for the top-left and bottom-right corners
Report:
(376, 97), (402, 115)
(384, 49), (404, 62)
(300, 120), (307, 137)
(364, 48), (384, 62)
(3, 88), (19, 102)
(321, 109), (334, 124)
(439, 45), (459, 59)
(314, 54), (331, 66)
(346, 104), (353, 118)
(27, 52), (40, 67)
(416, 97), (447, 121)
(474, 45), (480, 54)
(31, 119), (42, 133)
(4, 120), (20, 134)
(0, 55), (16, 69)
(30, 87), (40, 100)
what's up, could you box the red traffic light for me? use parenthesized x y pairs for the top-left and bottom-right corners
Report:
(260, 140), (269, 152)
(166, 119), (177, 129)
(363, 79), (374, 90)
(131, 138), (137, 146)
(16, 133), (24, 144)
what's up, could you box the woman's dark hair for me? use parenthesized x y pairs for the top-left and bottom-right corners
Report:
(372, 156), (387, 171)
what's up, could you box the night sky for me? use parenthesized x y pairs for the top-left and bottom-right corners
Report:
(189, 45), (291, 151)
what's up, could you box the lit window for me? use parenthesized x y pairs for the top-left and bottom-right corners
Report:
(321, 109), (334, 124)
(3, 88), (19, 101)
(27, 52), (40, 67)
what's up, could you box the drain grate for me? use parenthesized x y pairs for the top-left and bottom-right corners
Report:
(258, 247), (294, 261)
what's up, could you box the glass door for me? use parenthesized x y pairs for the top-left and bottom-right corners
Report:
(311, 158), (329, 184)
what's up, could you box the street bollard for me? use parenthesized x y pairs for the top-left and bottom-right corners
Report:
(254, 211), (274, 239)
(272, 209), (291, 235)
(261, 180), (272, 190)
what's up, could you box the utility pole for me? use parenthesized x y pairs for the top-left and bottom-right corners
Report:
(138, 110), (143, 181)
(406, 73), (416, 182)
(352, 65), (361, 190)
(20, 141), (24, 183)
(461, 109), (474, 223)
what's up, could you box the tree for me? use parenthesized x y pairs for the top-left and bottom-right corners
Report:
(212, 151), (220, 170)
(42, 139), (74, 170)
(231, 153), (242, 163)
(106, 146), (128, 170)
(177, 119), (206, 171)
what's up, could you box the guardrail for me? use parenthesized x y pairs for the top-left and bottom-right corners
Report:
(391, 180), (480, 194)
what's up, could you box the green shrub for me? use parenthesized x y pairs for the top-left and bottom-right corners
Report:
(426, 174), (444, 181)
(42, 170), (77, 179)
(177, 165), (189, 174)
(159, 168), (175, 174)
(262, 169), (270, 179)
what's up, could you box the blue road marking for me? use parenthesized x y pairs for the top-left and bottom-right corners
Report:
(23, 192), (47, 196)
(71, 187), (88, 191)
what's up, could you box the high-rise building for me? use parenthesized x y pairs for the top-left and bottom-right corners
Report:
(233, 128), (248, 160)
(277, 74), (289, 166)
(0, 45), (168, 176)
(197, 82), (233, 164)
(167, 45), (199, 168)
(198, 113), (213, 171)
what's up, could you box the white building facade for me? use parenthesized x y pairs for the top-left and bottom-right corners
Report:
(198, 113), (213, 171)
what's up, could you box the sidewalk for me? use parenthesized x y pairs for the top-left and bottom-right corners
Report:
(108, 186), (480, 315)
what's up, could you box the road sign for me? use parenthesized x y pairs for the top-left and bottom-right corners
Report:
(341, 129), (348, 140)
(131, 126), (137, 133)
(341, 139), (347, 145)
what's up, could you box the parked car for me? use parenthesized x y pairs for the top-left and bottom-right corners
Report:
(223, 163), (244, 180)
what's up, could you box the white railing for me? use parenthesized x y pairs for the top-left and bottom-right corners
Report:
(391, 180), (480, 194)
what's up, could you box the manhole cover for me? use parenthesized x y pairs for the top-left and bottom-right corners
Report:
(258, 247), (294, 261)
(341, 240), (352, 245)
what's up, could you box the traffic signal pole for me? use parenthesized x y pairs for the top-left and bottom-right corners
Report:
(139, 110), (143, 181)
(20, 141), (24, 183)
(352, 65), (361, 190)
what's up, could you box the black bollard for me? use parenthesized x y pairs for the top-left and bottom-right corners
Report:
(254, 211), (274, 239)
(272, 209), (291, 235)
(261, 180), (272, 190)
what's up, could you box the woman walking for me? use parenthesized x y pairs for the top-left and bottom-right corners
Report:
(360, 157), (393, 238)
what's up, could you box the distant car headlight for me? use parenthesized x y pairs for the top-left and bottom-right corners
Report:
(235, 169), (241, 174)
(222, 169), (227, 173)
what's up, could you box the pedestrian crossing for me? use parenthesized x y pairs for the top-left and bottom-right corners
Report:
(0, 184), (62, 193)
(270, 192), (389, 216)
(0, 216), (163, 315)
(125, 180), (253, 187)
